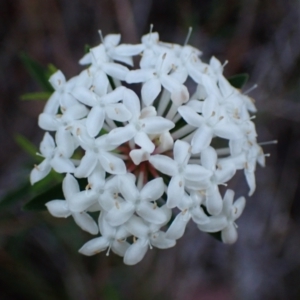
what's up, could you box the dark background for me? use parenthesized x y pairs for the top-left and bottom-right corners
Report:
(1, 0), (300, 299)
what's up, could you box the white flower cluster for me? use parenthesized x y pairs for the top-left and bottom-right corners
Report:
(30, 30), (266, 265)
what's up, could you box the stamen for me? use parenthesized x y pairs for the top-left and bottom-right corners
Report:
(106, 245), (111, 256)
(98, 30), (104, 44)
(184, 27), (193, 46)
(244, 84), (258, 95)
(258, 140), (278, 146)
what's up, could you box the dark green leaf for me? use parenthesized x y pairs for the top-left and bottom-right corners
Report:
(208, 231), (222, 242)
(0, 182), (31, 209)
(20, 52), (54, 92)
(23, 183), (64, 211)
(14, 134), (41, 159)
(84, 44), (91, 54)
(228, 73), (249, 89)
(20, 92), (51, 101)
(23, 178), (88, 211)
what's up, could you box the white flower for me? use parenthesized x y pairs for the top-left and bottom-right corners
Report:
(105, 175), (169, 226)
(79, 212), (130, 256)
(178, 95), (243, 154)
(72, 80), (131, 137)
(124, 215), (175, 265)
(107, 89), (174, 156)
(30, 29), (266, 264)
(30, 132), (75, 184)
(197, 189), (246, 244)
(149, 140), (212, 208)
(126, 51), (189, 106)
(45, 174), (98, 234)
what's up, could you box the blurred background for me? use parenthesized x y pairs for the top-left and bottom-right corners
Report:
(1, 0), (300, 299)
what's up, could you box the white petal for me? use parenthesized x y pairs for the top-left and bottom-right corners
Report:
(166, 213), (189, 240)
(140, 106), (157, 118)
(105, 103), (132, 122)
(129, 149), (150, 165)
(140, 116), (174, 134)
(79, 237), (109, 256)
(105, 201), (135, 226)
(114, 44), (145, 56)
(74, 151), (98, 178)
(191, 125), (213, 154)
(206, 186), (223, 216)
(92, 72), (109, 96)
(245, 170), (256, 196)
(134, 131), (155, 153)
(38, 113), (57, 131)
(202, 96), (218, 119)
(149, 155), (178, 176)
(137, 202), (168, 224)
(86, 106), (105, 137)
(178, 106), (203, 127)
(221, 223), (238, 244)
(191, 206), (209, 225)
(49, 70), (65, 90)
(167, 175), (185, 208)
(55, 127), (74, 157)
(45, 200), (71, 218)
(107, 125), (136, 146)
(126, 69), (153, 83)
(201, 146), (217, 171)
(232, 196), (246, 220)
(87, 163), (106, 191)
(141, 78), (161, 106)
(124, 239), (148, 265)
(214, 122), (243, 140)
(43, 92), (60, 115)
(214, 162), (236, 184)
(98, 152), (126, 175)
(100, 63), (127, 80)
(123, 88), (140, 118)
(72, 212), (99, 235)
(71, 87), (97, 107)
(118, 175), (139, 203)
(112, 240), (130, 257)
(197, 215), (228, 232)
(140, 177), (164, 201)
(101, 86), (125, 104)
(173, 140), (191, 165)
(150, 231), (176, 249)
(50, 155), (75, 174)
(184, 164), (212, 181)
(68, 190), (98, 212)
(30, 159), (51, 185)
(40, 132), (55, 157)
(62, 173), (80, 199)
(125, 215), (148, 238)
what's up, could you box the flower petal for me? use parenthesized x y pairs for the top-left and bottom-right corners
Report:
(167, 175), (185, 208)
(140, 177), (164, 201)
(123, 239), (148, 265)
(149, 155), (178, 176)
(45, 200), (71, 218)
(79, 237), (109, 256)
(86, 106), (105, 137)
(72, 212), (99, 235)
(98, 152), (126, 175)
(191, 125), (213, 154)
(141, 78), (161, 106)
(165, 213), (190, 240)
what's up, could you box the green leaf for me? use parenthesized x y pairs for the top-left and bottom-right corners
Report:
(228, 73), (249, 89)
(84, 44), (91, 54)
(47, 63), (58, 75)
(20, 52), (54, 92)
(14, 134), (40, 159)
(23, 183), (64, 211)
(20, 92), (52, 101)
(0, 182), (31, 209)
(23, 178), (88, 211)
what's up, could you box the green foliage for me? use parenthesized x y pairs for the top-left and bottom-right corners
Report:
(20, 92), (51, 101)
(228, 73), (249, 89)
(14, 134), (40, 159)
(20, 52), (54, 92)
(23, 177), (88, 211)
